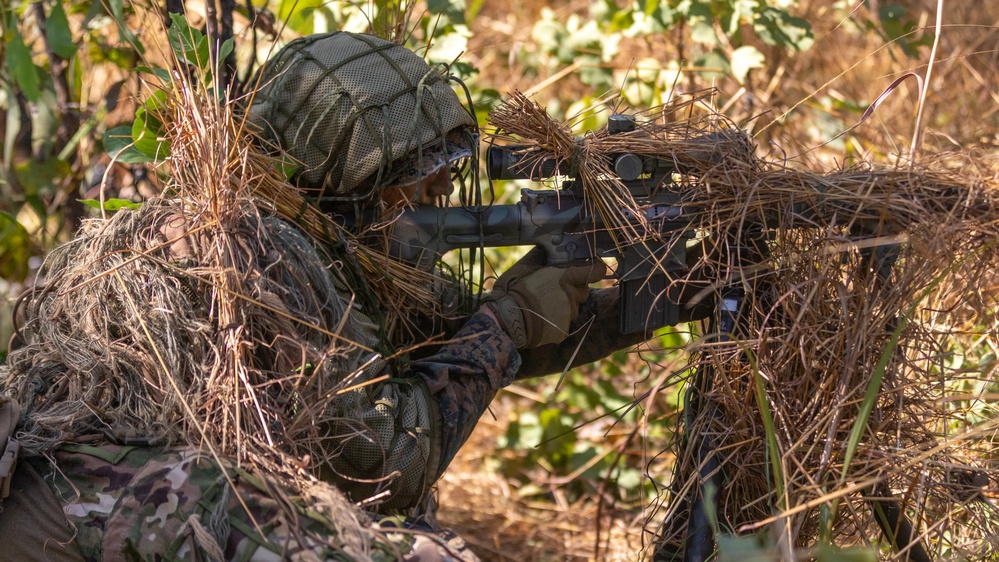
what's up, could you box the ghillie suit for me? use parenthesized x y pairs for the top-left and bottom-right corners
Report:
(0, 30), (521, 562)
(0, 197), (506, 560)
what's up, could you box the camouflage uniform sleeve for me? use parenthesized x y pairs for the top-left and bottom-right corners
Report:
(45, 445), (429, 562)
(411, 309), (520, 475)
(320, 310), (519, 511)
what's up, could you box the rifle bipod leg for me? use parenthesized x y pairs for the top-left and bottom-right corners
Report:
(868, 482), (932, 562)
(683, 286), (743, 562)
(684, 431), (724, 562)
(651, 381), (724, 562)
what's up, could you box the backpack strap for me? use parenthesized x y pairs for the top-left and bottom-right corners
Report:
(0, 397), (22, 500)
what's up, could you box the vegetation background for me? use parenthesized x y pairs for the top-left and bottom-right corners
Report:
(2, 0), (997, 560)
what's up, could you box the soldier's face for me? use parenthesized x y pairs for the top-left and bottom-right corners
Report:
(381, 167), (453, 207)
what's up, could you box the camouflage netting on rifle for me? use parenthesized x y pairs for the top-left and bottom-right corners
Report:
(247, 31), (477, 201)
(487, 90), (999, 559)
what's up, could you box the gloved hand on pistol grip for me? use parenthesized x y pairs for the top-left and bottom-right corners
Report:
(486, 251), (607, 349)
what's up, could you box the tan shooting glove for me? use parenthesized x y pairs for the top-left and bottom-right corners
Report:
(486, 249), (607, 349)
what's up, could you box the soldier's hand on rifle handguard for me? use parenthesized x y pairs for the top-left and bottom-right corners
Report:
(484, 247), (607, 349)
(510, 241), (714, 380)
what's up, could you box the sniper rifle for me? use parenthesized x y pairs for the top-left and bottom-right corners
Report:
(385, 114), (703, 334)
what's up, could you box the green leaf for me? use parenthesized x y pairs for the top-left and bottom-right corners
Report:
(614, 467), (643, 492)
(754, 7), (814, 51)
(103, 125), (154, 163)
(137, 66), (173, 83)
(130, 89), (171, 159)
(814, 544), (877, 562)
(3, 82), (20, 168)
(275, 157), (298, 180)
(427, 0), (466, 23)
(79, 198), (142, 211)
(218, 37), (234, 63)
(6, 26), (42, 103)
(717, 533), (773, 562)
(168, 13), (210, 69)
(508, 411), (542, 449)
(0, 212), (32, 282)
(690, 19), (718, 46)
(695, 49), (729, 80)
(132, 109), (170, 159)
(14, 156), (70, 219)
(730, 45), (765, 84)
(106, 0), (144, 53)
(14, 156), (70, 200)
(426, 26), (469, 64)
(277, 0), (327, 35)
(30, 89), (60, 156)
(46, 2), (77, 59)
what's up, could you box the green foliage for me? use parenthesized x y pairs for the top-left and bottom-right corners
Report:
(0, 212), (32, 282)
(858, 3), (934, 58)
(497, 327), (690, 502)
(79, 198), (142, 212)
(499, 368), (652, 501)
(131, 89), (171, 160)
(104, 125), (154, 164)
(6, 2), (981, 558)
(668, 0), (813, 84)
(529, 7), (616, 90)
(45, 3), (77, 59)
(5, 23), (42, 103)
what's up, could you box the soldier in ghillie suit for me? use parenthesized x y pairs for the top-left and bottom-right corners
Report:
(0, 33), (682, 560)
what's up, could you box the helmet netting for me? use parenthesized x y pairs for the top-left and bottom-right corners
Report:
(248, 32), (476, 201)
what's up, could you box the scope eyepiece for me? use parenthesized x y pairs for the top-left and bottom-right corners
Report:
(487, 146), (566, 181)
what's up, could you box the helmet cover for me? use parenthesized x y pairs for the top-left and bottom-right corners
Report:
(248, 32), (476, 200)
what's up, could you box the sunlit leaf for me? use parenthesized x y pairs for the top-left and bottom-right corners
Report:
(426, 25), (468, 64)
(47, 3), (77, 59)
(218, 37), (234, 63)
(695, 49), (729, 80)
(129, 89), (171, 159)
(104, 125), (154, 163)
(0, 212), (32, 282)
(730, 45), (765, 84)
(168, 13), (211, 69)
(79, 198), (142, 211)
(132, 108), (170, 159)
(6, 26), (42, 103)
(754, 7), (813, 50)
(138, 66), (173, 82)
(427, 0), (466, 23)
(690, 19), (718, 46)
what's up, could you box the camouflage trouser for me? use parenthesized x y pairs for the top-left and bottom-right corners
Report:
(13, 444), (479, 562)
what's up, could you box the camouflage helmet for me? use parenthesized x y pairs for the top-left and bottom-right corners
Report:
(248, 32), (476, 201)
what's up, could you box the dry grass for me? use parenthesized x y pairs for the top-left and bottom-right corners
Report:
(438, 395), (651, 561)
